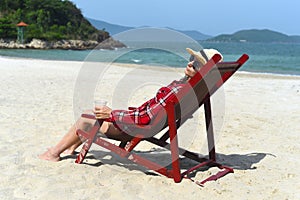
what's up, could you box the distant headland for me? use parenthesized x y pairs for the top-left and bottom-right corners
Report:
(0, 0), (126, 50)
(207, 29), (300, 43)
(0, 38), (126, 50)
(88, 18), (300, 44)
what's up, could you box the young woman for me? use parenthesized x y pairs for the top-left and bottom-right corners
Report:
(39, 48), (222, 162)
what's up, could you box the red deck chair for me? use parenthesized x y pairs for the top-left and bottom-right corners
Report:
(75, 53), (249, 186)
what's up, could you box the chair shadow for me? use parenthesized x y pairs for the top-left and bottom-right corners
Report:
(68, 148), (274, 176)
(214, 152), (275, 170)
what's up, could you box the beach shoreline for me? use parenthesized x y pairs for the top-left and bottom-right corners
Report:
(0, 57), (299, 199)
(1, 54), (300, 79)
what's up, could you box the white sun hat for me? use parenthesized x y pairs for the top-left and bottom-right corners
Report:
(186, 48), (223, 67)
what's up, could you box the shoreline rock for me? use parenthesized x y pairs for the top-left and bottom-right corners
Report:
(0, 38), (126, 50)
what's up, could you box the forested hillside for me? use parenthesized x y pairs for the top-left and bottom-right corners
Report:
(208, 29), (300, 43)
(0, 0), (109, 42)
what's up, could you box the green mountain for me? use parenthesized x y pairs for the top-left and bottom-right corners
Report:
(87, 18), (212, 40)
(0, 0), (109, 42)
(87, 18), (134, 36)
(208, 29), (300, 43)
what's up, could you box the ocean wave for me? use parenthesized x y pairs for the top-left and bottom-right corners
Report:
(131, 59), (142, 63)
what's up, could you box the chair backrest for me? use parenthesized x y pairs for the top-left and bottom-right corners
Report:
(122, 54), (249, 137)
(174, 54), (249, 119)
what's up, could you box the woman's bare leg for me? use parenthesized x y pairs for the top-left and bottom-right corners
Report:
(63, 139), (82, 155)
(39, 108), (133, 162)
(39, 116), (96, 161)
(101, 122), (133, 142)
(63, 121), (132, 154)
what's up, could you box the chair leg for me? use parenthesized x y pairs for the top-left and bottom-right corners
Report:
(124, 136), (143, 152)
(75, 120), (102, 164)
(166, 103), (181, 183)
(204, 98), (216, 161)
(119, 141), (127, 148)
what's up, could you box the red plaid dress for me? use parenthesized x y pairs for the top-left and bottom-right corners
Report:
(105, 80), (185, 133)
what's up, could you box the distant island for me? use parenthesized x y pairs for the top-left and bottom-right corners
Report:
(87, 18), (212, 41)
(0, 0), (125, 50)
(208, 29), (300, 43)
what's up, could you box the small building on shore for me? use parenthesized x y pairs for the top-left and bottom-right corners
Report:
(16, 21), (28, 44)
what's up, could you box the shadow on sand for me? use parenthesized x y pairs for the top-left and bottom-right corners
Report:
(62, 148), (275, 176)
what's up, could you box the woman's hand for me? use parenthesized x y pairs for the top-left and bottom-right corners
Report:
(93, 105), (112, 119)
(184, 61), (197, 78)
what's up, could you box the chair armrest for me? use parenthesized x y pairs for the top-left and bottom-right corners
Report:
(128, 107), (137, 110)
(81, 114), (96, 119)
(81, 114), (110, 122)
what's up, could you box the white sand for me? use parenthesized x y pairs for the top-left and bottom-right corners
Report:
(0, 56), (299, 199)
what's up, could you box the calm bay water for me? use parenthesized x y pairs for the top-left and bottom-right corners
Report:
(0, 41), (299, 76)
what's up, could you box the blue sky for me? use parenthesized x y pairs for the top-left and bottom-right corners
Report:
(71, 0), (300, 36)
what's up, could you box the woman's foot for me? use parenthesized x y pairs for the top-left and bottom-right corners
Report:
(62, 149), (77, 155)
(38, 147), (61, 162)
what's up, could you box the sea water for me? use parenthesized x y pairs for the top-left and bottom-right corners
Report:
(0, 41), (299, 76)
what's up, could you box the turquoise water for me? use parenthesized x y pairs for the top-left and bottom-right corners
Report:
(0, 41), (299, 75)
